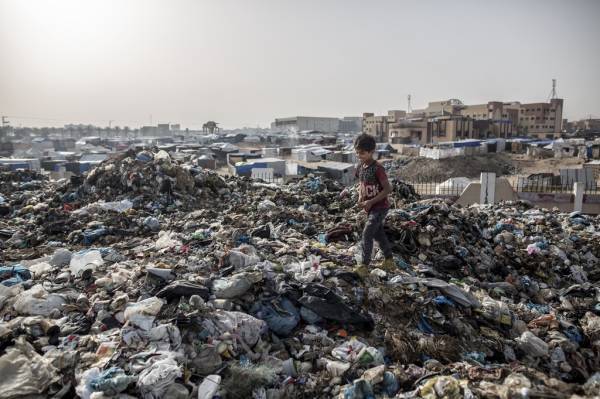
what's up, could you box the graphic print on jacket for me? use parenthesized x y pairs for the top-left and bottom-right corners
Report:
(356, 161), (390, 211)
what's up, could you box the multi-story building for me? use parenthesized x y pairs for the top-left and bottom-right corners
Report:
(518, 99), (563, 139)
(388, 119), (428, 144)
(362, 110), (406, 142)
(427, 116), (474, 144)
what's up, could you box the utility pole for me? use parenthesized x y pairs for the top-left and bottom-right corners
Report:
(1, 116), (9, 139)
(407, 94), (412, 114)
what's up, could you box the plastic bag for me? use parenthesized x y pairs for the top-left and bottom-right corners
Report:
(226, 246), (260, 269)
(332, 338), (367, 362)
(13, 284), (66, 316)
(137, 356), (181, 399)
(69, 250), (104, 276)
(205, 310), (267, 347)
(285, 255), (322, 283)
(0, 265), (31, 287)
(98, 199), (133, 213)
(253, 297), (300, 337)
(0, 337), (59, 398)
(516, 331), (549, 358)
(123, 297), (164, 331)
(50, 248), (72, 267)
(212, 272), (262, 299)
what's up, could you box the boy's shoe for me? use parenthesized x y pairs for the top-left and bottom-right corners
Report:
(353, 264), (370, 279)
(379, 258), (397, 273)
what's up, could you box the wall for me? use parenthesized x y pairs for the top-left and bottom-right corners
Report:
(453, 177), (600, 214)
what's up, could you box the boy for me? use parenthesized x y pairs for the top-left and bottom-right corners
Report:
(354, 134), (395, 277)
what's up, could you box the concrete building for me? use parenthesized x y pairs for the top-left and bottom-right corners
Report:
(389, 119), (428, 145)
(518, 99), (563, 139)
(427, 116), (474, 144)
(339, 117), (362, 132)
(362, 111), (406, 142)
(271, 116), (341, 133)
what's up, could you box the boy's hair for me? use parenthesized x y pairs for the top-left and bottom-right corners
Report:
(354, 133), (376, 152)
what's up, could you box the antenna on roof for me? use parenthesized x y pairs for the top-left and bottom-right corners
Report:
(548, 79), (557, 101)
(407, 94), (412, 114)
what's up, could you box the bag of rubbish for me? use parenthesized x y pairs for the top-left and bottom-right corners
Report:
(515, 331), (549, 358)
(252, 297), (300, 337)
(143, 216), (161, 231)
(226, 247), (260, 269)
(0, 337), (59, 399)
(123, 297), (164, 331)
(13, 284), (66, 316)
(69, 250), (104, 276)
(50, 248), (72, 267)
(0, 264), (32, 287)
(207, 310), (267, 347)
(212, 271), (262, 299)
(137, 356), (182, 399)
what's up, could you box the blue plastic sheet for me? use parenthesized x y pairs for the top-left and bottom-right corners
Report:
(0, 264), (32, 286)
(83, 228), (108, 246)
(433, 295), (456, 307)
(253, 297), (300, 337)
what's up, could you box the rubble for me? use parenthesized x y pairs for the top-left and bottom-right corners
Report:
(0, 150), (599, 398)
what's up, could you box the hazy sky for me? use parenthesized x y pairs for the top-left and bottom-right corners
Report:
(1, 0), (599, 129)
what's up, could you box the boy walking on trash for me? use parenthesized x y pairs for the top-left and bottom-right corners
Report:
(353, 133), (395, 278)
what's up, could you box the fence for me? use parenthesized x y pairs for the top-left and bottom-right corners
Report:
(512, 176), (600, 195)
(400, 177), (470, 197)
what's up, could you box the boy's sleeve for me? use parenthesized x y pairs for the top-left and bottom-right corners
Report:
(375, 164), (389, 186)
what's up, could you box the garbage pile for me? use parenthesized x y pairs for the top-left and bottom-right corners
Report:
(1, 150), (599, 399)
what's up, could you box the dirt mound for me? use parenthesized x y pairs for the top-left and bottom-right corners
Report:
(393, 153), (520, 181)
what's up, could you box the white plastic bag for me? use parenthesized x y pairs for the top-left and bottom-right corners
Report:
(124, 297), (164, 331)
(69, 250), (104, 276)
(13, 284), (66, 316)
(99, 199), (133, 213)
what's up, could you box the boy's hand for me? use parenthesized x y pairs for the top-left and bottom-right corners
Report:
(362, 199), (374, 212)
